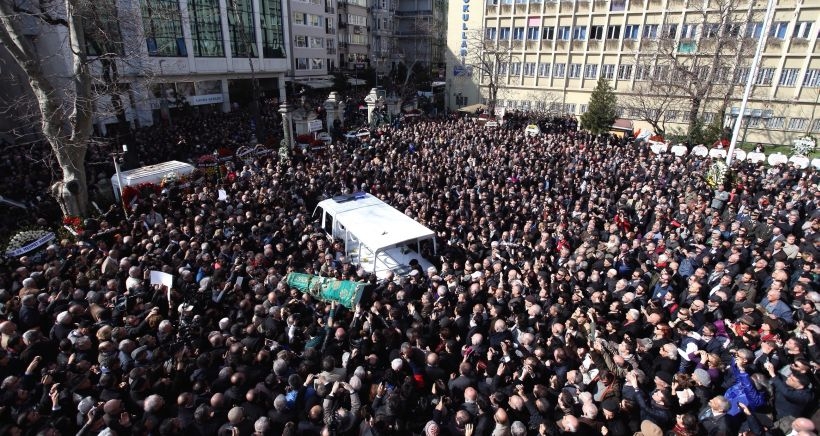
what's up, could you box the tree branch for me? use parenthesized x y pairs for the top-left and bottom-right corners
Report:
(11, 4), (69, 27)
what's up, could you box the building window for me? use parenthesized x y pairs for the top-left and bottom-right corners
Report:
(347, 14), (366, 26)
(702, 24), (719, 39)
(311, 58), (323, 70)
(765, 117), (785, 129)
(635, 65), (650, 80)
(499, 27), (511, 40)
(803, 69), (820, 87)
(510, 62), (521, 75)
(607, 25), (621, 40)
(580, 104), (588, 113)
(788, 118), (808, 131)
(624, 25), (639, 40)
(572, 26), (587, 41)
(769, 22), (788, 39)
(188, 0), (224, 57)
(653, 65), (669, 81)
(227, 0), (257, 57)
(745, 22), (763, 39)
(590, 25), (603, 40)
(734, 67), (750, 84)
(755, 68), (774, 85)
(296, 58), (309, 69)
(568, 63), (581, 78)
(538, 62), (551, 76)
(84, 0), (124, 56)
(486, 28), (497, 40)
(260, 0), (285, 57)
(779, 68), (799, 86)
(524, 62), (536, 76)
(542, 26), (554, 40)
(553, 63), (565, 78)
(141, 0), (185, 57)
(680, 23), (697, 39)
(665, 110), (678, 121)
(617, 64), (632, 80)
(584, 64), (597, 79)
(294, 35), (307, 47)
(527, 27), (539, 40)
(643, 24), (658, 39)
(793, 21), (813, 39)
(557, 26), (571, 41)
(565, 103), (576, 113)
(663, 24), (677, 38)
(703, 112), (715, 123)
(513, 27), (525, 40)
(811, 119), (820, 133)
(602, 64), (615, 79)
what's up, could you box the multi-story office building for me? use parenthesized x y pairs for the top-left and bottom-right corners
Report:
(286, 0), (338, 85)
(0, 0), (289, 134)
(134, 0), (290, 128)
(446, 0), (820, 145)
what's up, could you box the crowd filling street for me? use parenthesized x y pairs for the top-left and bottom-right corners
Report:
(0, 109), (818, 436)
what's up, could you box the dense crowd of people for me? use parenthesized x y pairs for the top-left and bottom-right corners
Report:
(0, 109), (818, 436)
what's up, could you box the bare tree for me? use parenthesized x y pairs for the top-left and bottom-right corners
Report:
(639, 0), (757, 135)
(522, 90), (563, 115)
(463, 28), (519, 115)
(0, 0), (157, 216)
(620, 80), (678, 135)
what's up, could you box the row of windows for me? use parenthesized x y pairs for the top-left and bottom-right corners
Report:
(294, 36), (327, 48)
(494, 99), (820, 132)
(487, 0), (627, 9)
(486, 21), (814, 42)
(495, 61), (820, 88)
(178, 0), (284, 58)
(294, 12), (323, 26)
(295, 57), (326, 70)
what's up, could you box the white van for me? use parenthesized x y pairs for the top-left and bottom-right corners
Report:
(313, 193), (437, 278)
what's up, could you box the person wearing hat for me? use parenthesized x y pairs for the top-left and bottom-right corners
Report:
(600, 397), (630, 436)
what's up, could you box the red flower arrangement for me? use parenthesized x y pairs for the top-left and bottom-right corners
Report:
(62, 215), (84, 234)
(121, 182), (162, 206)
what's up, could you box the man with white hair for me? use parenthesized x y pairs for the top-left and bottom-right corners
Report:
(50, 311), (73, 341)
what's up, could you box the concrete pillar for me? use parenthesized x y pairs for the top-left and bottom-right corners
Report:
(220, 78), (231, 113)
(323, 91), (341, 128)
(278, 100), (296, 150)
(364, 87), (379, 125)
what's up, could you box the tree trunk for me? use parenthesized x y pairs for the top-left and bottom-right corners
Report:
(488, 82), (497, 115)
(688, 97), (701, 134)
(51, 141), (89, 217)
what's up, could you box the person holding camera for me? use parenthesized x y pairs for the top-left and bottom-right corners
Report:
(323, 380), (361, 435)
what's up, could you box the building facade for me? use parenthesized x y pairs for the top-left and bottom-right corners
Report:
(446, 0), (820, 145)
(337, 0), (371, 75)
(371, 0), (400, 75)
(396, 0), (448, 76)
(286, 0), (337, 82)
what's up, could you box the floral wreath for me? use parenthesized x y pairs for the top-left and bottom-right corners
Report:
(5, 228), (55, 258)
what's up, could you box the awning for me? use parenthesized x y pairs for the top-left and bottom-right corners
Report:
(458, 103), (487, 113)
(299, 80), (334, 89)
(347, 78), (367, 85)
(611, 118), (633, 132)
